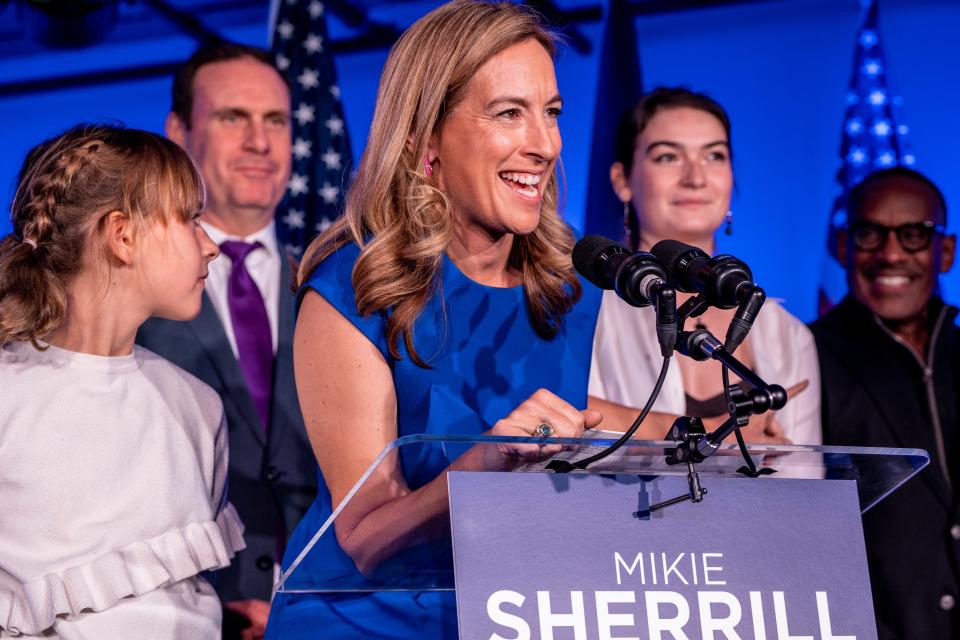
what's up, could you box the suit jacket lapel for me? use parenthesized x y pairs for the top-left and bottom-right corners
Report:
(268, 254), (306, 448)
(189, 292), (267, 447)
(277, 255), (296, 360)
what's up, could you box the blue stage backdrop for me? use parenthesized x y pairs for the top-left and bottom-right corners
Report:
(1, 0), (958, 321)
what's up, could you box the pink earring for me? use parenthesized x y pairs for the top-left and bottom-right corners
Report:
(424, 155), (432, 178)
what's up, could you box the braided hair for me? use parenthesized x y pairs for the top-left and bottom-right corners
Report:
(0, 123), (204, 347)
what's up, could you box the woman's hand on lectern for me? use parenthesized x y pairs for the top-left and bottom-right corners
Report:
(479, 388), (603, 468)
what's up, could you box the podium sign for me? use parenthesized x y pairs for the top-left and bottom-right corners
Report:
(449, 471), (876, 640)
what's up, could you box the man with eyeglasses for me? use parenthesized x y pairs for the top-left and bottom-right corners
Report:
(811, 166), (958, 639)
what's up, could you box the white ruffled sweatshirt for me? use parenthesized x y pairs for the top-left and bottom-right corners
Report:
(0, 341), (245, 639)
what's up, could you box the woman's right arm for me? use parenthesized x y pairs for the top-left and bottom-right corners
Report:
(295, 291), (599, 574)
(295, 290), (439, 574)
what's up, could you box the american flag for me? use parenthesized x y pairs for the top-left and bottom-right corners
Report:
(818, 0), (914, 313)
(269, 0), (353, 258)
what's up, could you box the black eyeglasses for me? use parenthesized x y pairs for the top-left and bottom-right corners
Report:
(848, 220), (945, 253)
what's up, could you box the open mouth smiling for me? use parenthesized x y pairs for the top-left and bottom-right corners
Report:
(499, 171), (541, 199)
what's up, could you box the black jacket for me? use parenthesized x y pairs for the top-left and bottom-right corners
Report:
(811, 295), (960, 639)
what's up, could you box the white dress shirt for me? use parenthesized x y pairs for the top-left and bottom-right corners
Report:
(201, 220), (281, 357)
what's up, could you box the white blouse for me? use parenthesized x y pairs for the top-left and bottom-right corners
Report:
(589, 290), (822, 446)
(0, 342), (245, 638)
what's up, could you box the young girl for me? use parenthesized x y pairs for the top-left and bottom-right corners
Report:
(0, 124), (244, 638)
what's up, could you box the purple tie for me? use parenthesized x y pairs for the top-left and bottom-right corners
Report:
(220, 240), (273, 429)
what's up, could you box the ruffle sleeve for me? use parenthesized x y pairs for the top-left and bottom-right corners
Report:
(0, 505), (244, 636)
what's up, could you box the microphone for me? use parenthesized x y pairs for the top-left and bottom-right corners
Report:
(649, 240), (754, 308)
(650, 240), (765, 352)
(573, 235), (677, 356)
(573, 235), (666, 307)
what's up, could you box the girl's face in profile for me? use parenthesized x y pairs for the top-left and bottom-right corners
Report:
(137, 211), (219, 321)
(625, 107), (732, 248)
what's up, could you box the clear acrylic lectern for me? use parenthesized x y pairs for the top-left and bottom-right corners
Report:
(275, 433), (928, 596)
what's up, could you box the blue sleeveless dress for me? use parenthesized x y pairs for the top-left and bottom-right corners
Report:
(265, 242), (601, 639)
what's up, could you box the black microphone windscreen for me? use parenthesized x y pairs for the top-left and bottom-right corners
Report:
(650, 239), (705, 279)
(572, 235), (619, 287)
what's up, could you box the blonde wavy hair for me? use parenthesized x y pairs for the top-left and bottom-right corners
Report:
(0, 123), (204, 348)
(298, 0), (581, 367)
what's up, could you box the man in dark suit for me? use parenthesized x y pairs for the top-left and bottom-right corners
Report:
(811, 167), (959, 638)
(137, 44), (317, 639)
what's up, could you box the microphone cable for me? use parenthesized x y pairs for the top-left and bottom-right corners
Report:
(547, 355), (671, 473)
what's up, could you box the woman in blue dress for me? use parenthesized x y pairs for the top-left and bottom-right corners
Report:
(265, 1), (602, 637)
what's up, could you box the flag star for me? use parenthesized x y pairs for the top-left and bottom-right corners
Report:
(330, 84), (340, 100)
(283, 208), (306, 229)
(845, 118), (863, 135)
(284, 242), (303, 257)
(832, 210), (847, 227)
(297, 67), (320, 90)
(304, 33), (323, 54)
(903, 154), (916, 165)
(876, 152), (895, 167)
(868, 89), (887, 106)
(872, 120), (891, 137)
(276, 54), (290, 71)
(315, 217), (333, 234)
(848, 148), (867, 165)
(292, 137), (313, 160)
(845, 91), (858, 105)
(288, 173), (309, 196)
(308, 1), (324, 18)
(321, 148), (342, 170)
(277, 20), (294, 40)
(325, 115), (344, 136)
(293, 102), (315, 126)
(859, 30), (877, 48)
(319, 181), (339, 204)
(863, 59), (882, 76)
(897, 124), (909, 135)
